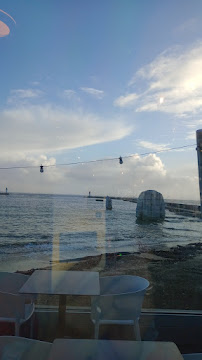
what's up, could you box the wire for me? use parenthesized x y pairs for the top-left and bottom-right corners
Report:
(0, 143), (196, 170)
(128, 143), (196, 158)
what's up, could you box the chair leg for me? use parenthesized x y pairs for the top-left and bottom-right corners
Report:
(134, 319), (141, 341)
(15, 322), (20, 337)
(30, 313), (35, 339)
(94, 322), (100, 339)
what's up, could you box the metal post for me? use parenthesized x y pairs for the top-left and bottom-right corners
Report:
(196, 129), (202, 217)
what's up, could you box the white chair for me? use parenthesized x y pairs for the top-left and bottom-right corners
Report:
(91, 275), (149, 340)
(0, 271), (36, 304)
(0, 292), (35, 337)
(0, 336), (51, 360)
(183, 354), (202, 359)
(0, 272), (30, 295)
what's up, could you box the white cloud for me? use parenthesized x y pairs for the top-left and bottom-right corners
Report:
(0, 104), (133, 156)
(10, 89), (43, 99)
(186, 120), (202, 129)
(185, 119), (202, 139)
(186, 131), (196, 140)
(63, 89), (76, 98)
(114, 93), (138, 107)
(116, 42), (202, 117)
(31, 81), (40, 86)
(138, 141), (170, 152)
(0, 154), (63, 194)
(175, 18), (199, 34)
(80, 87), (104, 99)
(0, 151), (199, 200)
(60, 89), (80, 104)
(8, 89), (43, 104)
(81, 154), (199, 200)
(62, 89), (80, 102)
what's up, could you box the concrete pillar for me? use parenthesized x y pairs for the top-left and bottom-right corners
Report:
(196, 129), (202, 217)
(106, 196), (112, 210)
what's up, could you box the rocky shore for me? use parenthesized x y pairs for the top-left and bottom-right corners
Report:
(18, 242), (202, 310)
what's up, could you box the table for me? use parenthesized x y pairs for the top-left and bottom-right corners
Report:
(48, 339), (184, 360)
(0, 336), (52, 360)
(19, 270), (100, 336)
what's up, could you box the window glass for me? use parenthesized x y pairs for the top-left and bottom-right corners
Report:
(0, 0), (201, 347)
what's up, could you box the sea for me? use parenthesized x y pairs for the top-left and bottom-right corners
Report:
(0, 193), (201, 272)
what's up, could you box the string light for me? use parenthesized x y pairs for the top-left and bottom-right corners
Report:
(119, 156), (123, 164)
(0, 143), (196, 171)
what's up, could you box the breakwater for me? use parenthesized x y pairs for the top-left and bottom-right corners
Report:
(165, 202), (201, 217)
(88, 196), (201, 218)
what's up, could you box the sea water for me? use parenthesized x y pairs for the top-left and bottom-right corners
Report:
(0, 193), (201, 272)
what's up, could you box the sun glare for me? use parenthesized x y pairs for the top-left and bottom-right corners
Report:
(0, 9), (16, 37)
(0, 20), (10, 37)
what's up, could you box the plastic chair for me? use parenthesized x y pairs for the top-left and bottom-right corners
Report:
(0, 336), (51, 360)
(91, 275), (149, 340)
(0, 271), (36, 303)
(0, 272), (30, 295)
(183, 354), (202, 359)
(0, 292), (35, 337)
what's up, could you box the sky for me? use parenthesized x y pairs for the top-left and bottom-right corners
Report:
(0, 0), (202, 200)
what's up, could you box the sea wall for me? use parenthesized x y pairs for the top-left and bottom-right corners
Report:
(165, 202), (201, 217)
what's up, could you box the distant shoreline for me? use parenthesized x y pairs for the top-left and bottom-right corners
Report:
(2, 192), (200, 205)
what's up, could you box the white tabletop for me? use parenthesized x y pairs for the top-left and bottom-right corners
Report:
(0, 336), (52, 360)
(19, 270), (100, 296)
(48, 339), (184, 360)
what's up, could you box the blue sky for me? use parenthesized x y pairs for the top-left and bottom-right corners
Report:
(0, 0), (202, 199)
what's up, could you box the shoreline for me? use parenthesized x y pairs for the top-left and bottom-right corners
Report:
(17, 241), (202, 273)
(17, 242), (202, 310)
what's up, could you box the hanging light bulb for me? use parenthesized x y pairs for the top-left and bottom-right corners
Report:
(40, 165), (44, 173)
(119, 156), (123, 164)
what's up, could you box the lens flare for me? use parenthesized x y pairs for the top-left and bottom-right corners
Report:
(0, 20), (10, 37)
(0, 9), (16, 24)
(0, 9), (16, 38)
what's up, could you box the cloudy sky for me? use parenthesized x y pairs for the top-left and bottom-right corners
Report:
(0, 0), (202, 200)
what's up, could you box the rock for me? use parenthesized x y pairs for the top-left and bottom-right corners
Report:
(136, 190), (165, 221)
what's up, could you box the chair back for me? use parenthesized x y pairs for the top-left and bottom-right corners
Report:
(0, 292), (25, 320)
(0, 272), (29, 295)
(91, 275), (149, 321)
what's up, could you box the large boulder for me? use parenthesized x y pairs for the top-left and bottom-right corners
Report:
(136, 190), (165, 221)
